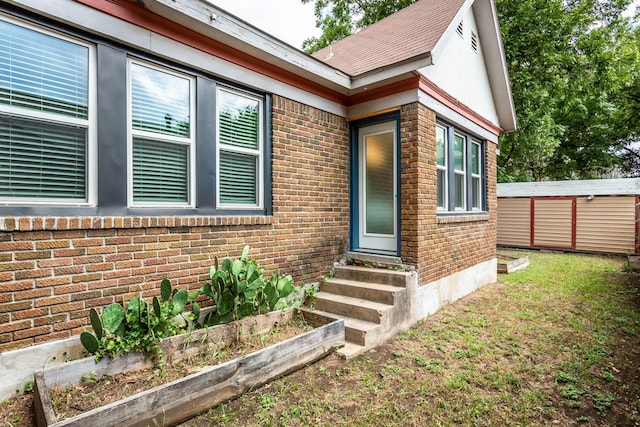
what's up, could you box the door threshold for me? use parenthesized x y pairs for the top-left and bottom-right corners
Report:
(347, 250), (402, 266)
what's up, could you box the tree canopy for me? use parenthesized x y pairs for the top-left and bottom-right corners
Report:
(302, 0), (640, 181)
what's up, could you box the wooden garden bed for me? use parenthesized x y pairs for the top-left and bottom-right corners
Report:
(497, 254), (529, 274)
(33, 309), (344, 427)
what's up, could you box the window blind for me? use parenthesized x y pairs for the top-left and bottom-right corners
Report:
(0, 20), (88, 119)
(219, 151), (257, 205)
(132, 138), (188, 202)
(0, 114), (86, 198)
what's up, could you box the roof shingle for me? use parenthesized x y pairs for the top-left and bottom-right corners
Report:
(312, 0), (467, 76)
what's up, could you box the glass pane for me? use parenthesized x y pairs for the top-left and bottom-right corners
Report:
(218, 90), (259, 150)
(132, 138), (188, 202)
(472, 142), (480, 175)
(472, 176), (481, 209)
(436, 126), (446, 166)
(365, 132), (394, 235)
(454, 134), (465, 171)
(0, 114), (86, 199)
(0, 20), (88, 118)
(455, 173), (465, 209)
(131, 63), (190, 137)
(219, 150), (257, 205)
(437, 169), (445, 208)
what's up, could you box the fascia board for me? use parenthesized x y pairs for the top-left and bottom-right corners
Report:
(472, 0), (516, 131)
(147, 0), (353, 91)
(349, 55), (432, 92)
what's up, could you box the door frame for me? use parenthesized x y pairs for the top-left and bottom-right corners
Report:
(350, 112), (401, 256)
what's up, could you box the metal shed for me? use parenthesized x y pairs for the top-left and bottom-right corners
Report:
(497, 179), (640, 254)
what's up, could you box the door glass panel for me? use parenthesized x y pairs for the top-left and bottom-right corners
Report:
(365, 132), (394, 235)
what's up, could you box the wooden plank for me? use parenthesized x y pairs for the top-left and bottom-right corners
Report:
(39, 309), (296, 390)
(34, 372), (56, 427)
(44, 319), (344, 427)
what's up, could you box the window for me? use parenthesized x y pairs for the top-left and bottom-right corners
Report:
(217, 88), (263, 208)
(471, 141), (482, 210)
(436, 125), (447, 209)
(436, 122), (485, 213)
(128, 60), (195, 206)
(0, 15), (270, 215)
(0, 17), (95, 204)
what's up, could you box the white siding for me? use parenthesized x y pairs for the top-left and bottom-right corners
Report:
(419, 7), (499, 126)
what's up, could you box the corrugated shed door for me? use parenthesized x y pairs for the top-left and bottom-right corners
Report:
(497, 198), (531, 246)
(575, 196), (636, 254)
(531, 197), (576, 249)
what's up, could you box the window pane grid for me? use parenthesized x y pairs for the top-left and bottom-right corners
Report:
(129, 60), (193, 206)
(130, 62), (190, 138)
(0, 19), (89, 119)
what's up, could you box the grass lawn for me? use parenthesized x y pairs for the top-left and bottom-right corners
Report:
(183, 251), (640, 426)
(2, 251), (638, 426)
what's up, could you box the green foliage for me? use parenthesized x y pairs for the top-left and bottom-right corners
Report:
(200, 245), (296, 326)
(495, 0), (639, 180)
(80, 279), (196, 363)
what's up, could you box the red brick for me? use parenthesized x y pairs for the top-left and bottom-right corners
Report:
(14, 288), (51, 300)
(38, 258), (73, 268)
(34, 295), (70, 308)
(54, 283), (88, 295)
(54, 248), (86, 257)
(0, 261), (35, 272)
(50, 301), (84, 314)
(0, 242), (34, 251)
(14, 268), (52, 280)
(0, 320), (31, 334)
(14, 325), (51, 340)
(53, 319), (85, 331)
(72, 273), (102, 283)
(34, 313), (67, 327)
(36, 276), (72, 288)
(36, 240), (70, 250)
(13, 307), (49, 321)
(0, 280), (33, 292)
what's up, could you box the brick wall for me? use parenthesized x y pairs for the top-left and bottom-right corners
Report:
(400, 102), (497, 285)
(0, 95), (350, 352)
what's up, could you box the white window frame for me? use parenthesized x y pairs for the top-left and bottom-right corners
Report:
(471, 140), (482, 210)
(216, 86), (264, 210)
(436, 124), (448, 211)
(126, 58), (196, 208)
(0, 14), (97, 206)
(453, 132), (467, 211)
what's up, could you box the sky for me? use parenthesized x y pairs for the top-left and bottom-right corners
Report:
(208, 0), (320, 50)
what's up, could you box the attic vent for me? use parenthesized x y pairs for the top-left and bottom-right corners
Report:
(456, 21), (464, 37)
(471, 32), (478, 52)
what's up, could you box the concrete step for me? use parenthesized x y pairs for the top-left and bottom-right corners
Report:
(334, 265), (410, 287)
(337, 342), (368, 359)
(299, 307), (382, 347)
(313, 291), (393, 324)
(321, 278), (404, 305)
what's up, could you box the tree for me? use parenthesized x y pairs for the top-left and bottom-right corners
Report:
(302, 0), (640, 181)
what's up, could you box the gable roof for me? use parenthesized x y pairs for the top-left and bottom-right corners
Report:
(312, 0), (466, 77)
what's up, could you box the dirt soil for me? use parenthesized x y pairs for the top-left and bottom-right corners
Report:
(0, 320), (310, 426)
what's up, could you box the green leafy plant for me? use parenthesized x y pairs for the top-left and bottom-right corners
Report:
(80, 278), (196, 363)
(200, 245), (296, 326)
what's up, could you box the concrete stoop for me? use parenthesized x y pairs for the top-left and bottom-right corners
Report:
(300, 264), (416, 358)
